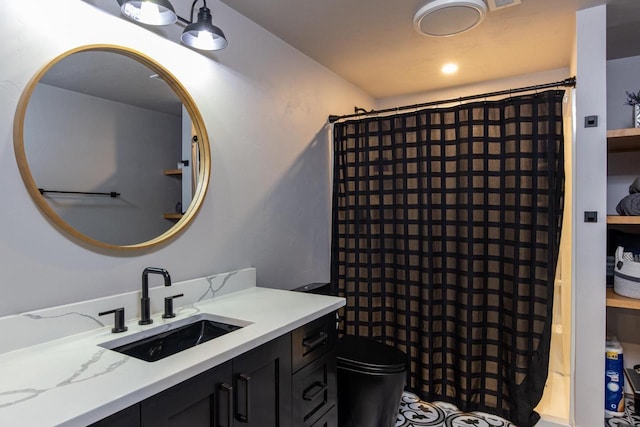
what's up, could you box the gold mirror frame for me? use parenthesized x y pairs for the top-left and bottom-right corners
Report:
(13, 44), (211, 251)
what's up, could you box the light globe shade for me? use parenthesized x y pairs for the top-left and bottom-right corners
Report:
(180, 7), (228, 51)
(121, 0), (177, 26)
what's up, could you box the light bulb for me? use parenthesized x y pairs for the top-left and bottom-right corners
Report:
(139, 2), (162, 25)
(441, 63), (458, 74)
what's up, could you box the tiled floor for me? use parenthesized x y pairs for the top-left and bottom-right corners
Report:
(396, 391), (515, 427)
(396, 393), (640, 427)
(605, 396), (640, 426)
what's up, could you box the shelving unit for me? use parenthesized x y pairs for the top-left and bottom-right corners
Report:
(607, 130), (640, 231)
(607, 215), (640, 225)
(606, 288), (640, 309)
(607, 129), (640, 312)
(607, 128), (640, 152)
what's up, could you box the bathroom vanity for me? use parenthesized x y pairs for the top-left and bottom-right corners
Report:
(0, 269), (344, 427)
(92, 312), (337, 427)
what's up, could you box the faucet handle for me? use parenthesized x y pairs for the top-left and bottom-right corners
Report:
(99, 308), (128, 333)
(162, 294), (184, 319)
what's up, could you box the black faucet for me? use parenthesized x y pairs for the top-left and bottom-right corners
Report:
(139, 267), (172, 325)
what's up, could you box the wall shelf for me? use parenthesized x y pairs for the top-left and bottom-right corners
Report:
(607, 215), (640, 225)
(607, 128), (640, 152)
(606, 288), (640, 310)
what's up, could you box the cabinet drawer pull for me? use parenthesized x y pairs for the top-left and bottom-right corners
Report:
(302, 331), (328, 351)
(303, 382), (328, 401)
(217, 383), (233, 427)
(236, 373), (251, 423)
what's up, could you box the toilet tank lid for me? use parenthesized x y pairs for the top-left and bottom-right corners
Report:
(336, 335), (407, 374)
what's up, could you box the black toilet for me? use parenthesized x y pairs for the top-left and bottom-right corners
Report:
(336, 335), (407, 427)
(293, 283), (408, 427)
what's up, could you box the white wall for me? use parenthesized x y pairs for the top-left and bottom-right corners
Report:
(375, 68), (570, 110)
(607, 55), (640, 130)
(573, 5), (608, 426)
(0, 0), (373, 315)
(25, 83), (182, 246)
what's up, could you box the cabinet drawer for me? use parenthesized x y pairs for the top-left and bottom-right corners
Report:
(310, 404), (337, 427)
(292, 350), (337, 426)
(292, 313), (337, 372)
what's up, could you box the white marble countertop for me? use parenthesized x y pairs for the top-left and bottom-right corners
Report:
(0, 287), (344, 427)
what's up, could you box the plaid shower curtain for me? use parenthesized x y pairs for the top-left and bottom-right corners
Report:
(331, 90), (565, 426)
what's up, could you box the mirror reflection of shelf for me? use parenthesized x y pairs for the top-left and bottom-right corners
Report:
(163, 169), (183, 176)
(163, 213), (182, 220)
(163, 167), (184, 220)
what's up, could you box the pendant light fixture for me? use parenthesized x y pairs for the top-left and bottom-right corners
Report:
(120, 0), (177, 26)
(116, 0), (228, 51)
(181, 1), (228, 51)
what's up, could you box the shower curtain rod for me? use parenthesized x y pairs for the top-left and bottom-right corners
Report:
(328, 76), (576, 123)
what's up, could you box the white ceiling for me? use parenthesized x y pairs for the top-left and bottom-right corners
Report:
(219, 0), (640, 99)
(40, 50), (182, 116)
(53, 0), (640, 112)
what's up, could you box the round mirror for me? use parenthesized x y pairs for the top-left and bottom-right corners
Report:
(13, 45), (210, 250)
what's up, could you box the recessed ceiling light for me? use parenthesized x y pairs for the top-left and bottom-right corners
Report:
(414, 0), (487, 37)
(441, 63), (458, 74)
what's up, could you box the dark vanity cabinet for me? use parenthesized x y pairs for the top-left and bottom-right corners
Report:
(291, 314), (337, 427)
(91, 361), (233, 427)
(232, 334), (292, 427)
(90, 314), (337, 427)
(140, 361), (233, 427)
(90, 405), (141, 427)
